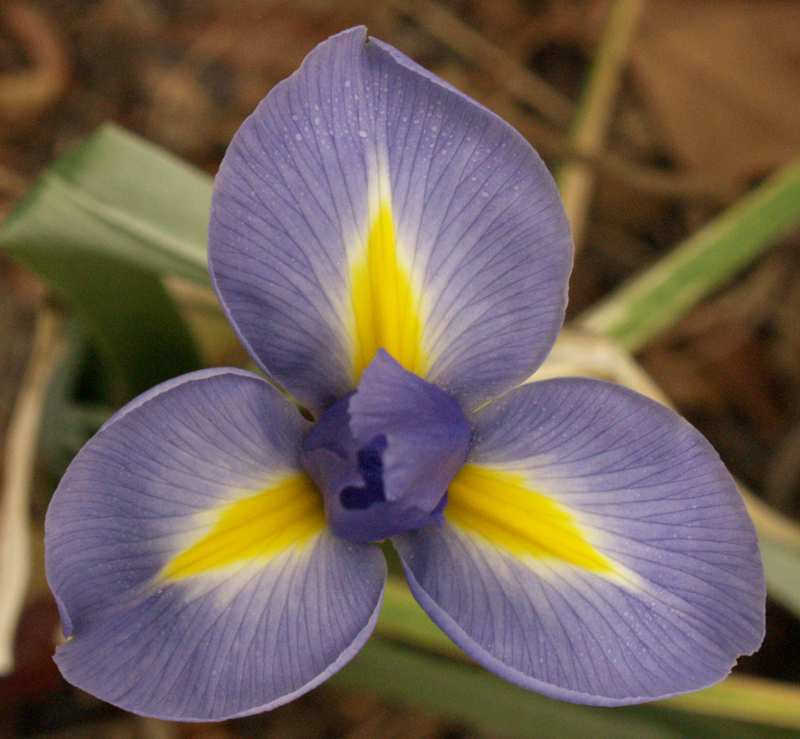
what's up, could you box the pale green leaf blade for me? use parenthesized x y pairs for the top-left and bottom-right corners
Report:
(0, 123), (212, 284)
(334, 636), (800, 739)
(0, 124), (208, 399)
(579, 156), (800, 351)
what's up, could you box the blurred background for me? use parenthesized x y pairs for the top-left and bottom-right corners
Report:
(1, 0), (800, 737)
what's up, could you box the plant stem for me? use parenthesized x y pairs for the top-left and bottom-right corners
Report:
(556, 0), (646, 250)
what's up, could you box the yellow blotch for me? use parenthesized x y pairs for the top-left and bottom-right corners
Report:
(161, 474), (325, 581)
(447, 465), (614, 573)
(349, 203), (427, 382)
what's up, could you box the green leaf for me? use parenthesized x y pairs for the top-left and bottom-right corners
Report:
(738, 488), (800, 620)
(376, 577), (462, 656)
(333, 636), (800, 739)
(761, 537), (800, 616)
(579, 155), (800, 352)
(4, 123), (213, 284)
(38, 320), (112, 484)
(0, 124), (210, 400)
(375, 575), (800, 732)
(663, 673), (800, 732)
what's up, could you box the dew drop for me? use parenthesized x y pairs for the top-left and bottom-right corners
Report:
(358, 130), (368, 138)
(295, 133), (303, 141)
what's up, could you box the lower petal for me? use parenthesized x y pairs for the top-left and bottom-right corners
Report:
(394, 377), (765, 705)
(45, 369), (386, 720)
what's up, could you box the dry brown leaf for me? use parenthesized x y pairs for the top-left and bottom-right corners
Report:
(630, 0), (800, 189)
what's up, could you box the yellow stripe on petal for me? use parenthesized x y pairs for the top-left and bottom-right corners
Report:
(350, 202), (427, 382)
(161, 474), (325, 581)
(447, 464), (615, 574)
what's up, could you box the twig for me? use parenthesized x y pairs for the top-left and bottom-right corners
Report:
(391, 0), (732, 204)
(473, 85), (736, 203)
(389, 0), (574, 127)
(555, 0), (647, 250)
(0, 308), (62, 675)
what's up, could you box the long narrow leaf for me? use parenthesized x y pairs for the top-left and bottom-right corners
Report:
(2, 124), (212, 284)
(333, 636), (800, 739)
(0, 125), (209, 400)
(579, 155), (800, 351)
(376, 573), (800, 732)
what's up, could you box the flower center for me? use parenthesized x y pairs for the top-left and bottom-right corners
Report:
(301, 349), (471, 542)
(340, 436), (386, 510)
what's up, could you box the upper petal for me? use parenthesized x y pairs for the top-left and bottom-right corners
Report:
(45, 369), (386, 720)
(209, 26), (572, 415)
(394, 378), (765, 705)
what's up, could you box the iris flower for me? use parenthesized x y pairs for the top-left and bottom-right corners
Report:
(45, 27), (765, 721)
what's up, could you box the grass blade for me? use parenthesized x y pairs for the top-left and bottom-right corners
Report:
(579, 156), (800, 351)
(0, 124), (209, 400)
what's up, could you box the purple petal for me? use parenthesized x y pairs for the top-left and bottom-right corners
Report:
(45, 369), (386, 720)
(394, 378), (765, 705)
(209, 26), (572, 415)
(302, 350), (470, 542)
